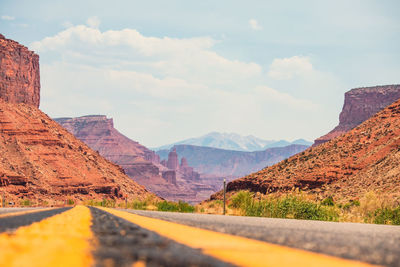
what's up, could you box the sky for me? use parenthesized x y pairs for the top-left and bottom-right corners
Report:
(1, 0), (399, 147)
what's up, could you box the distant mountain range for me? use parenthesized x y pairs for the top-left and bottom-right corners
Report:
(156, 144), (309, 179)
(153, 132), (312, 152)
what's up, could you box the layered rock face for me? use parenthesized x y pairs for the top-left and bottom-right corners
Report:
(0, 102), (152, 204)
(314, 85), (400, 145)
(157, 144), (308, 179)
(54, 115), (161, 181)
(0, 34), (40, 107)
(55, 116), (211, 203)
(180, 157), (200, 181)
(0, 35), (154, 204)
(214, 98), (400, 201)
(157, 144), (308, 198)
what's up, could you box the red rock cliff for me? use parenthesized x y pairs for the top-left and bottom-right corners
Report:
(0, 34), (40, 107)
(314, 85), (400, 145)
(0, 36), (156, 204)
(0, 102), (154, 204)
(54, 116), (162, 180)
(55, 116), (216, 203)
(215, 97), (400, 201)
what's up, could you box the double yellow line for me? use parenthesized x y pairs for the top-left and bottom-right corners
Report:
(0, 206), (93, 267)
(101, 207), (373, 267)
(0, 206), (376, 267)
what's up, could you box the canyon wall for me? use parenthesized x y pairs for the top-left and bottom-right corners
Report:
(157, 144), (309, 178)
(0, 34), (40, 107)
(0, 35), (155, 204)
(314, 85), (400, 145)
(55, 116), (211, 203)
(212, 97), (400, 201)
(0, 102), (153, 204)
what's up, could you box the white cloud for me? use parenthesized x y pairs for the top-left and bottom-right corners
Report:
(86, 16), (100, 28)
(249, 19), (262, 31)
(254, 86), (318, 110)
(267, 56), (313, 80)
(32, 20), (323, 146)
(1, 15), (15, 21)
(30, 24), (262, 87)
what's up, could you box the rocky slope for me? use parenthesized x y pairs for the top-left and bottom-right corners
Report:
(0, 35), (154, 204)
(0, 34), (40, 107)
(157, 144), (308, 178)
(0, 102), (152, 204)
(219, 98), (400, 201)
(55, 116), (213, 203)
(314, 85), (400, 146)
(54, 116), (161, 179)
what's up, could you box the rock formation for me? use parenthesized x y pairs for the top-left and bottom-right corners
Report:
(0, 101), (153, 204)
(0, 34), (40, 107)
(180, 157), (200, 181)
(214, 97), (400, 201)
(162, 170), (177, 185)
(157, 144), (308, 179)
(314, 85), (400, 145)
(55, 116), (211, 203)
(54, 115), (161, 181)
(0, 35), (154, 204)
(167, 148), (179, 170)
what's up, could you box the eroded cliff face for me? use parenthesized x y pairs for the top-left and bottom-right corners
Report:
(55, 116), (212, 203)
(0, 34), (40, 107)
(0, 36), (155, 204)
(157, 144), (308, 179)
(314, 85), (400, 145)
(54, 115), (161, 178)
(212, 98), (400, 201)
(0, 102), (153, 204)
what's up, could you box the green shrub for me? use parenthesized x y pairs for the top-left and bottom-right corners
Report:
(21, 199), (32, 206)
(321, 196), (335, 206)
(230, 191), (254, 209)
(157, 200), (194, 213)
(67, 199), (75, 205)
(373, 207), (400, 225)
(130, 200), (147, 210)
(230, 191), (339, 221)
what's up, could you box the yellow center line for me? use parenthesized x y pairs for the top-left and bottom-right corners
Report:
(0, 205), (94, 267)
(100, 208), (376, 267)
(0, 208), (55, 219)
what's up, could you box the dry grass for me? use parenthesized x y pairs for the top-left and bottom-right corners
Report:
(196, 190), (400, 225)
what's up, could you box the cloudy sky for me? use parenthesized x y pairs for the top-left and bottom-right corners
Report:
(1, 0), (399, 147)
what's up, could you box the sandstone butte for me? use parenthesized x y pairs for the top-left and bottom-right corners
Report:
(54, 116), (212, 203)
(0, 34), (155, 204)
(0, 34), (40, 108)
(314, 85), (400, 146)
(214, 95), (400, 202)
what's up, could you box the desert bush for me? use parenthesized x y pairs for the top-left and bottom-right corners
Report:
(230, 191), (254, 210)
(321, 196), (335, 206)
(130, 200), (147, 210)
(229, 191), (339, 221)
(372, 207), (400, 225)
(157, 200), (195, 213)
(20, 199), (32, 206)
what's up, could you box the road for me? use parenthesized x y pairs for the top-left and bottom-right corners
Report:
(0, 206), (398, 267)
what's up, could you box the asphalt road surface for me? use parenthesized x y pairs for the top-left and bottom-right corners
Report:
(0, 206), (399, 267)
(129, 210), (400, 266)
